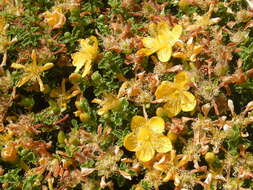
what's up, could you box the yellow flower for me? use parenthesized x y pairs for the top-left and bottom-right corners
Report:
(155, 72), (196, 117)
(50, 79), (80, 112)
(71, 36), (99, 77)
(11, 50), (54, 92)
(137, 21), (182, 62)
(124, 116), (172, 162)
(43, 8), (66, 29)
(92, 93), (120, 115)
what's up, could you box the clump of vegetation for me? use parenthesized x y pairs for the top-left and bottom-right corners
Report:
(1, 0), (253, 189)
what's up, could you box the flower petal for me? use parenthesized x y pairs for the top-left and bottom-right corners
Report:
(124, 133), (139, 151)
(155, 81), (176, 100)
(153, 135), (172, 153)
(17, 74), (33, 87)
(11, 63), (25, 69)
(161, 25), (182, 46)
(174, 72), (190, 90)
(157, 46), (172, 62)
(172, 25), (183, 41)
(142, 37), (157, 49)
(71, 52), (87, 73)
(163, 95), (182, 117)
(80, 36), (98, 57)
(31, 50), (37, 66)
(82, 61), (92, 77)
(136, 142), (155, 162)
(181, 91), (196, 112)
(131, 116), (146, 131)
(148, 116), (165, 134)
(41, 63), (54, 72)
(137, 127), (152, 141)
(36, 76), (44, 92)
(157, 21), (170, 36)
(136, 48), (155, 57)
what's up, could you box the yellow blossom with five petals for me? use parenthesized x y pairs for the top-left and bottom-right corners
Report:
(155, 72), (196, 117)
(71, 36), (99, 77)
(124, 116), (172, 162)
(11, 50), (54, 92)
(137, 21), (182, 62)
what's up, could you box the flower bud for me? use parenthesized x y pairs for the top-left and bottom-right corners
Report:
(57, 131), (65, 144)
(205, 152), (216, 164)
(69, 73), (81, 84)
(79, 112), (90, 122)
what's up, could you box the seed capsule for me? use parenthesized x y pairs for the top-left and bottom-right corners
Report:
(57, 131), (66, 144)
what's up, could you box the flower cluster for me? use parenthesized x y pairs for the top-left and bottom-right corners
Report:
(137, 21), (182, 62)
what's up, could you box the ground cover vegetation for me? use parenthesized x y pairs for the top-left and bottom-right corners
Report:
(1, 0), (253, 189)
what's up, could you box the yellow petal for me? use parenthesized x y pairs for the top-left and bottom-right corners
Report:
(80, 39), (89, 49)
(172, 25), (182, 41)
(67, 90), (80, 99)
(91, 98), (102, 104)
(41, 63), (54, 71)
(174, 71), (190, 90)
(153, 135), (172, 153)
(163, 96), (182, 117)
(71, 52), (87, 73)
(156, 107), (167, 117)
(155, 81), (176, 100)
(142, 37), (154, 48)
(72, 36), (98, 74)
(180, 91), (196, 112)
(161, 25), (182, 46)
(137, 127), (152, 141)
(80, 36), (98, 57)
(142, 37), (159, 51)
(81, 61), (92, 77)
(97, 108), (106, 116)
(173, 52), (187, 59)
(36, 76), (44, 92)
(31, 50), (37, 66)
(157, 46), (172, 62)
(17, 74), (33, 87)
(157, 21), (170, 35)
(148, 116), (165, 134)
(131, 116), (146, 131)
(124, 133), (139, 151)
(148, 22), (159, 37)
(136, 142), (155, 162)
(136, 48), (155, 57)
(11, 63), (25, 69)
